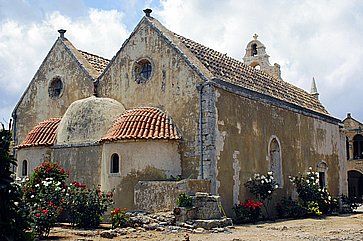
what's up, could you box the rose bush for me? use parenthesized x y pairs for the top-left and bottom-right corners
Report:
(289, 167), (338, 215)
(111, 207), (129, 229)
(22, 161), (68, 238)
(245, 171), (279, 216)
(65, 182), (113, 228)
(233, 199), (263, 224)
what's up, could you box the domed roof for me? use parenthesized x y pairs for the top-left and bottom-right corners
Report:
(56, 96), (125, 145)
(101, 107), (181, 142)
(17, 118), (61, 149)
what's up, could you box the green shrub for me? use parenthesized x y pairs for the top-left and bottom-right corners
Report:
(276, 197), (308, 219)
(0, 123), (31, 241)
(23, 161), (68, 238)
(233, 199), (263, 224)
(65, 182), (113, 228)
(176, 193), (193, 208)
(245, 172), (279, 201)
(341, 195), (362, 213)
(111, 207), (129, 229)
(289, 167), (338, 215)
(245, 172), (279, 216)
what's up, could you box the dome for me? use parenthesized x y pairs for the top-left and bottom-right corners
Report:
(101, 107), (181, 142)
(17, 118), (61, 148)
(56, 96), (125, 145)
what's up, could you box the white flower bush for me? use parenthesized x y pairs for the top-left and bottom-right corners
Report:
(245, 171), (279, 201)
(289, 167), (338, 215)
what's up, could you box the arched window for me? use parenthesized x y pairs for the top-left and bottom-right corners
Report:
(269, 137), (283, 187)
(110, 153), (120, 174)
(346, 137), (350, 160)
(317, 161), (328, 188)
(21, 160), (28, 176)
(251, 43), (258, 56)
(353, 134), (363, 159)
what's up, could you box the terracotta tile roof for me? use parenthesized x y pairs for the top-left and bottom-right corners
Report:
(17, 118), (61, 148)
(101, 107), (181, 142)
(78, 50), (110, 76)
(174, 34), (329, 115)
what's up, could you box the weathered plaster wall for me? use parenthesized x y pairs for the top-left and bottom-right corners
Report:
(134, 179), (211, 212)
(98, 20), (204, 179)
(14, 39), (94, 146)
(100, 140), (181, 209)
(214, 88), (344, 215)
(52, 145), (101, 187)
(16, 147), (51, 177)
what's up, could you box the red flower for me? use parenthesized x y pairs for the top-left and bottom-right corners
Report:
(42, 209), (49, 215)
(35, 213), (41, 218)
(240, 199), (263, 209)
(111, 207), (121, 216)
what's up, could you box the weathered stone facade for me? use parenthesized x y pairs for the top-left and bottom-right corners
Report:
(343, 113), (363, 198)
(13, 10), (347, 215)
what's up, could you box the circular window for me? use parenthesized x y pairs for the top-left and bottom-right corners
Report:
(48, 77), (63, 99)
(134, 59), (153, 84)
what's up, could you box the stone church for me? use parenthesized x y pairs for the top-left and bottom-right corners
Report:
(13, 9), (347, 214)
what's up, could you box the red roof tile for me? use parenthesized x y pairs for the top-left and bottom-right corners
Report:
(101, 107), (181, 142)
(78, 50), (110, 76)
(17, 118), (61, 148)
(174, 33), (329, 115)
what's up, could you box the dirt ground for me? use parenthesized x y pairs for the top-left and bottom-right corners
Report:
(49, 213), (363, 241)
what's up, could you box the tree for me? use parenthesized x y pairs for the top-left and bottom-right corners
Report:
(0, 122), (30, 241)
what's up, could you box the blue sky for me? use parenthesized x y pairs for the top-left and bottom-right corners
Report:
(0, 0), (363, 124)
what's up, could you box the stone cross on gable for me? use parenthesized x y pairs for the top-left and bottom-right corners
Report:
(253, 33), (258, 40)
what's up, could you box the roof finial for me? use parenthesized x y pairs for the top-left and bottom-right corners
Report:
(143, 8), (152, 17)
(253, 33), (258, 40)
(58, 29), (66, 39)
(310, 77), (319, 99)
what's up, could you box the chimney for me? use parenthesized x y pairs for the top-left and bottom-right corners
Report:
(58, 29), (66, 39)
(143, 8), (152, 17)
(347, 113), (352, 118)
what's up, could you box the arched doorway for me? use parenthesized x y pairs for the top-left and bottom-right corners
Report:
(348, 170), (363, 200)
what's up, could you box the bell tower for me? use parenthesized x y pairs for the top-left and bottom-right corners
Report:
(243, 34), (282, 80)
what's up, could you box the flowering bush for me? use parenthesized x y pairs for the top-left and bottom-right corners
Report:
(65, 182), (113, 228)
(245, 172), (279, 201)
(23, 161), (68, 238)
(111, 207), (129, 229)
(233, 199), (263, 224)
(245, 172), (279, 217)
(289, 167), (338, 215)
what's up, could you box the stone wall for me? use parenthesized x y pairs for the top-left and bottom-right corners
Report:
(213, 87), (345, 215)
(134, 179), (210, 212)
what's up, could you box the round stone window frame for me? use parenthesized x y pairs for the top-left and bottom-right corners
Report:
(48, 76), (64, 99)
(133, 58), (154, 84)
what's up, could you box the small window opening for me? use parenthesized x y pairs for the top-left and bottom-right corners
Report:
(346, 137), (350, 160)
(353, 134), (363, 159)
(134, 59), (152, 84)
(319, 172), (326, 188)
(110, 153), (120, 174)
(48, 77), (63, 99)
(22, 160), (28, 176)
(251, 43), (258, 56)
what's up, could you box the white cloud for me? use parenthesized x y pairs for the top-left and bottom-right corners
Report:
(156, 0), (363, 120)
(0, 8), (129, 121)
